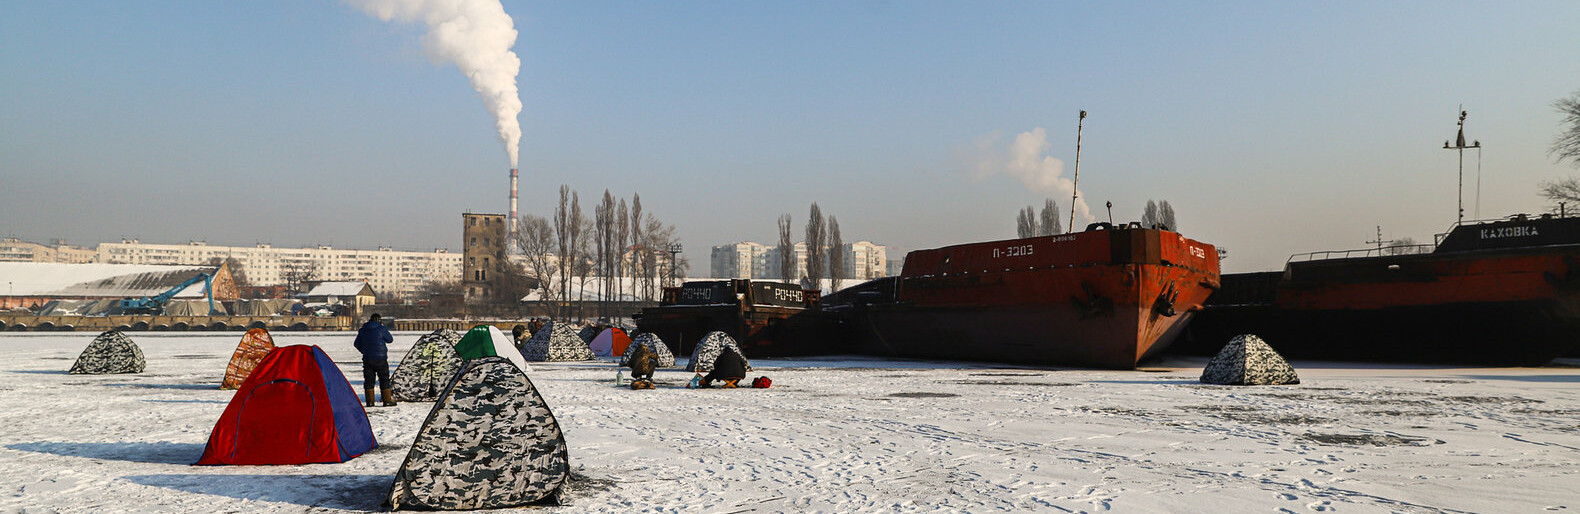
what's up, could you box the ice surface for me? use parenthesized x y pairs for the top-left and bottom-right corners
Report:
(0, 332), (1577, 512)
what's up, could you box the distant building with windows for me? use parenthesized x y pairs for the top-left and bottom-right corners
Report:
(462, 213), (508, 303)
(710, 242), (770, 279)
(711, 240), (888, 281)
(0, 238), (96, 264)
(95, 239), (459, 300)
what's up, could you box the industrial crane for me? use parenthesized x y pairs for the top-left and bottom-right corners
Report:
(118, 272), (214, 315)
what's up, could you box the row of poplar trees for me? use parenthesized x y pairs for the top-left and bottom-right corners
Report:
(1015, 198), (1178, 238)
(513, 186), (687, 319)
(777, 202), (846, 292)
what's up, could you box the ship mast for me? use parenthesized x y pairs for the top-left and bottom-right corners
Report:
(1443, 107), (1481, 224)
(1069, 110), (1086, 233)
(1366, 225), (1394, 251)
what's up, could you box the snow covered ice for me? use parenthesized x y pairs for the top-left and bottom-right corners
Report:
(1, 331), (1578, 512)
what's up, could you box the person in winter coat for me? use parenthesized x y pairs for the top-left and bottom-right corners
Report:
(701, 347), (748, 388)
(353, 313), (395, 407)
(627, 344), (658, 382)
(511, 324), (529, 352)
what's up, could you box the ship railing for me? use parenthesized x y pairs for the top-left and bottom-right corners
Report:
(1287, 244), (1435, 263)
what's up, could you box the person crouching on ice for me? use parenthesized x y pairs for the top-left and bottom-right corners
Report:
(701, 347), (748, 388)
(353, 313), (395, 407)
(628, 344), (658, 383)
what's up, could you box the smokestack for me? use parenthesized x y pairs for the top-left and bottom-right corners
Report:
(509, 167), (519, 238)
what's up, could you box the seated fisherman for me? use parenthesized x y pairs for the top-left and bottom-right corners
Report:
(701, 347), (748, 388)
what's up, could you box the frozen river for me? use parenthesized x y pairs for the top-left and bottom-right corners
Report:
(1, 331), (1577, 512)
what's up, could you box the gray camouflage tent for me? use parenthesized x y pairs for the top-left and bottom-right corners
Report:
(1200, 334), (1300, 385)
(386, 356), (569, 510)
(69, 330), (146, 374)
(391, 329), (465, 402)
(520, 322), (596, 362)
(620, 332), (676, 368)
(685, 331), (750, 373)
(576, 325), (599, 345)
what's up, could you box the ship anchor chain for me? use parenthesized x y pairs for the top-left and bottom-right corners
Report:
(1152, 282), (1180, 317)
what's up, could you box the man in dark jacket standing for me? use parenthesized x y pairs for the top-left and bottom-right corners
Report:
(353, 313), (395, 407)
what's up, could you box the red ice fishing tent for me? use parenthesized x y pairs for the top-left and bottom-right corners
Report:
(196, 345), (376, 465)
(589, 327), (632, 358)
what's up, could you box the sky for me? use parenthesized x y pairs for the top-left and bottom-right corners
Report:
(3, 1), (1579, 273)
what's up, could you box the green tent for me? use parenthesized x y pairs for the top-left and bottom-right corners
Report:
(453, 325), (532, 372)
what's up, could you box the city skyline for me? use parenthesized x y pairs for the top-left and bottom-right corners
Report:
(5, 2), (1580, 272)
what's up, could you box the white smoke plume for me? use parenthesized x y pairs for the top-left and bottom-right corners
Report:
(968, 127), (1093, 229)
(350, 0), (523, 168)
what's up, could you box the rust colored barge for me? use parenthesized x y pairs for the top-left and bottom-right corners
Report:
(1184, 214), (1580, 365)
(634, 279), (832, 358)
(827, 224), (1221, 369)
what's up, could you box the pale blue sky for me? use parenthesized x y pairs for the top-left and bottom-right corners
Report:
(3, 1), (1578, 272)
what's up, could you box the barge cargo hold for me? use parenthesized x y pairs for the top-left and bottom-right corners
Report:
(828, 224), (1221, 369)
(1184, 214), (1580, 365)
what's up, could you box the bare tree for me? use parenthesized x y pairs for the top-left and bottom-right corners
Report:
(641, 213), (669, 298)
(1553, 90), (1580, 168)
(513, 214), (559, 305)
(593, 190), (614, 317)
(1039, 198), (1062, 235)
(1542, 178), (1580, 208)
(281, 261), (319, 294)
(617, 198), (630, 303)
(1384, 236), (1426, 256)
(804, 203), (826, 289)
(491, 260), (536, 313)
(569, 192), (588, 320)
(629, 194), (643, 301)
(1142, 200), (1160, 228)
(1016, 206), (1036, 238)
(1159, 201), (1177, 231)
(777, 214), (794, 283)
(553, 186), (570, 317)
(828, 215), (844, 292)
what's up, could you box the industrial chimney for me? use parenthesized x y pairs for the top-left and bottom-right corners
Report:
(509, 167), (519, 240)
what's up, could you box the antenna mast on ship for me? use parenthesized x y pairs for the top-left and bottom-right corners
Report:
(1366, 225), (1394, 251)
(1069, 110), (1086, 233)
(1443, 107), (1481, 224)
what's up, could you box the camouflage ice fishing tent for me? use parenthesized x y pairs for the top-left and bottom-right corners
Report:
(391, 329), (465, 402)
(520, 321), (596, 362)
(68, 330), (146, 374)
(685, 331), (750, 373)
(620, 332), (676, 368)
(576, 325), (600, 345)
(386, 356), (569, 510)
(222, 328), (275, 390)
(453, 325), (532, 372)
(1200, 334), (1301, 386)
(588, 327), (632, 358)
(196, 345), (375, 465)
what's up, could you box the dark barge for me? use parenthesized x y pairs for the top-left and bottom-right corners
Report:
(634, 279), (833, 358)
(1183, 214), (1580, 365)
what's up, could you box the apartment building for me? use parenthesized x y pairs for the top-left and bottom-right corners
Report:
(96, 239), (460, 299)
(712, 240), (887, 281)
